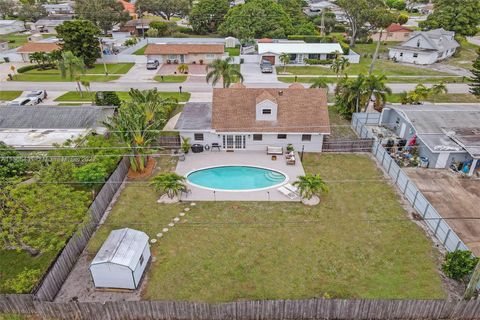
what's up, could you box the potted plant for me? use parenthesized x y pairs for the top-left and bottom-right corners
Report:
(174, 59), (179, 64)
(293, 174), (329, 206)
(167, 59), (171, 64)
(181, 136), (191, 154)
(199, 59), (204, 65)
(150, 172), (187, 204)
(286, 144), (294, 153)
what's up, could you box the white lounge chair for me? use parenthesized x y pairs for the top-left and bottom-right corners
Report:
(278, 186), (298, 199)
(284, 183), (299, 194)
(267, 146), (283, 155)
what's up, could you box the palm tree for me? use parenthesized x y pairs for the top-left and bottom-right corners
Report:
(58, 51), (85, 96)
(177, 63), (189, 74)
(150, 173), (186, 199)
(80, 80), (92, 101)
(410, 84), (430, 104)
(330, 57), (350, 78)
(293, 174), (329, 203)
(363, 74), (392, 112)
(310, 77), (329, 92)
(279, 53), (290, 73)
(206, 57), (244, 88)
(429, 81), (448, 103)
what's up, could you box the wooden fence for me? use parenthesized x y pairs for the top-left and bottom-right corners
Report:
(157, 135), (181, 149)
(33, 157), (130, 302)
(1, 295), (480, 320)
(322, 139), (374, 152)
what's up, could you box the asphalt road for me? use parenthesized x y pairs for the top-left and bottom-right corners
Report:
(0, 81), (473, 94)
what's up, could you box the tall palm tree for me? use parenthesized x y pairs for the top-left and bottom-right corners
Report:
(310, 77), (329, 92)
(279, 52), (290, 73)
(58, 51), (85, 96)
(334, 74), (368, 118)
(293, 174), (329, 201)
(206, 57), (244, 88)
(429, 81), (448, 103)
(330, 57), (350, 78)
(363, 74), (392, 112)
(150, 173), (186, 199)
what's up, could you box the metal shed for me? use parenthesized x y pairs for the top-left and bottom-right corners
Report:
(89, 228), (151, 290)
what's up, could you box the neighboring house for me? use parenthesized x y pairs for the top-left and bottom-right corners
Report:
(120, 18), (152, 36)
(0, 20), (25, 35)
(31, 18), (71, 34)
(371, 23), (413, 42)
(144, 43), (226, 64)
(90, 228), (151, 290)
(119, 0), (137, 19)
(43, 3), (74, 14)
(257, 41), (349, 65)
(378, 104), (480, 175)
(174, 83), (330, 152)
(0, 39), (8, 51)
(16, 42), (60, 62)
(388, 28), (460, 65)
(0, 105), (115, 150)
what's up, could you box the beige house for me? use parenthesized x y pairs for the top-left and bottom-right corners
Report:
(16, 42), (60, 62)
(144, 43), (226, 64)
(371, 24), (413, 42)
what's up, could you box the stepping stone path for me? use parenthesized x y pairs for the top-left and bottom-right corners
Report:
(184, 208), (190, 212)
(156, 233), (163, 238)
(162, 228), (169, 233)
(168, 222), (175, 227)
(179, 212), (185, 217)
(153, 203), (196, 242)
(173, 217), (180, 223)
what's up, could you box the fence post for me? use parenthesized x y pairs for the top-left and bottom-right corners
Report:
(366, 112), (370, 124)
(403, 179), (409, 195)
(381, 150), (386, 166)
(455, 241), (461, 251)
(375, 142), (380, 156)
(355, 116), (360, 134)
(443, 229), (451, 246)
(423, 203), (429, 218)
(387, 157), (393, 174)
(412, 191), (419, 208)
(434, 219), (441, 236)
(395, 169), (401, 184)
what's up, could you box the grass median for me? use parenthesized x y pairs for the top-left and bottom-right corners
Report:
(54, 91), (191, 102)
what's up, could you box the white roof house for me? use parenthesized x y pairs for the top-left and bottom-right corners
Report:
(90, 228), (151, 290)
(0, 20), (25, 35)
(257, 41), (344, 65)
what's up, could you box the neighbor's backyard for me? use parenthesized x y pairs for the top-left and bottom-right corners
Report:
(87, 154), (445, 302)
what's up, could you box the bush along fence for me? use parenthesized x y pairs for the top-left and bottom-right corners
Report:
(2, 296), (480, 320)
(33, 157), (130, 302)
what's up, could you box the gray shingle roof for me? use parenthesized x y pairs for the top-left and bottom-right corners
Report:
(174, 103), (212, 131)
(403, 28), (460, 52)
(0, 105), (115, 129)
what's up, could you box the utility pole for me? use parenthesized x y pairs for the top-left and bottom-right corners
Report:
(464, 260), (480, 300)
(98, 38), (108, 76)
(320, 9), (325, 37)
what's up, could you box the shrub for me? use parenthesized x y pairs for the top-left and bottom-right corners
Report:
(442, 250), (479, 281)
(171, 32), (188, 38)
(17, 64), (41, 73)
(95, 91), (121, 106)
(287, 35), (334, 43)
(3, 268), (42, 293)
(175, 26), (194, 34)
(339, 41), (350, 55)
(304, 58), (332, 65)
(332, 24), (346, 33)
(0, 141), (28, 178)
(150, 21), (175, 36)
(124, 37), (138, 46)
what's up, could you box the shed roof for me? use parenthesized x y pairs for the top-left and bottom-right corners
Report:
(257, 42), (343, 55)
(386, 23), (413, 33)
(91, 228), (149, 270)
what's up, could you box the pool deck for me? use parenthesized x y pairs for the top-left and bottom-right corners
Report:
(175, 150), (305, 201)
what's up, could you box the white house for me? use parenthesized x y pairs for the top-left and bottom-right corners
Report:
(0, 20), (25, 35)
(90, 228), (151, 290)
(388, 28), (460, 65)
(174, 83), (331, 152)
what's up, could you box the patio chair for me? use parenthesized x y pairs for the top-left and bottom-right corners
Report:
(278, 186), (298, 199)
(211, 143), (221, 151)
(285, 151), (295, 159)
(286, 156), (296, 165)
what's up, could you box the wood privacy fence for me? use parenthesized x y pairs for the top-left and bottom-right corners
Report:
(157, 135), (181, 149)
(322, 139), (374, 152)
(33, 157), (130, 302)
(2, 295), (480, 320)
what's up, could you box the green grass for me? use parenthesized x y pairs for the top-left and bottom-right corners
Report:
(0, 91), (22, 101)
(0, 250), (56, 293)
(441, 40), (479, 70)
(387, 93), (480, 103)
(225, 47), (240, 56)
(87, 154), (445, 302)
(328, 106), (357, 139)
(12, 73), (119, 82)
(154, 75), (188, 83)
(3, 34), (29, 49)
(54, 91), (191, 102)
(86, 63), (134, 74)
(133, 45), (147, 55)
(278, 76), (465, 84)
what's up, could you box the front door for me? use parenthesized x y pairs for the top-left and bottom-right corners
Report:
(180, 54), (185, 63)
(223, 135), (246, 150)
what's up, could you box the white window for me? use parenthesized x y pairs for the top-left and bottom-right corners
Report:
(277, 134), (287, 139)
(253, 134), (262, 141)
(194, 133), (204, 141)
(302, 134), (312, 141)
(168, 54), (177, 60)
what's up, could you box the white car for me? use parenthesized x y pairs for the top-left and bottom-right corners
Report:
(24, 90), (47, 101)
(7, 97), (42, 106)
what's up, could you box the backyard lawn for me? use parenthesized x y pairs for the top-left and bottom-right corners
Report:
(278, 76), (465, 84)
(328, 106), (357, 140)
(54, 91), (191, 102)
(0, 91), (22, 101)
(387, 93), (480, 103)
(87, 154), (445, 302)
(225, 47), (240, 56)
(154, 75), (188, 83)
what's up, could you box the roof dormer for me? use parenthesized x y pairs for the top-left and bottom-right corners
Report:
(255, 91), (277, 121)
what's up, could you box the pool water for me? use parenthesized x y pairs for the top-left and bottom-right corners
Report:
(187, 166), (287, 191)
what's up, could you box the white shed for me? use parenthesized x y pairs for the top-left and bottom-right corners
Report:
(89, 228), (151, 290)
(225, 36), (237, 48)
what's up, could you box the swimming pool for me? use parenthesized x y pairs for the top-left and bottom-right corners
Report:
(186, 166), (287, 191)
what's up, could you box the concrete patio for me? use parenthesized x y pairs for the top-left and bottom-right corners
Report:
(175, 150), (305, 201)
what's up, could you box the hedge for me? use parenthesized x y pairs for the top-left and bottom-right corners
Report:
(17, 64), (56, 73)
(287, 35), (335, 43)
(304, 58), (333, 65)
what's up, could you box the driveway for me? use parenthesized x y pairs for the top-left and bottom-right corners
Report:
(241, 63), (279, 83)
(114, 63), (158, 83)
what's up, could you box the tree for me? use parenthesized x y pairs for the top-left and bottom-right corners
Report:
(442, 250), (479, 281)
(470, 48), (480, 98)
(17, 2), (47, 24)
(218, 0), (294, 39)
(75, 0), (130, 35)
(189, 0), (229, 34)
(29, 52), (49, 69)
(206, 57), (244, 88)
(0, 0), (17, 19)
(386, 0), (406, 10)
(368, 8), (397, 74)
(0, 182), (89, 255)
(0, 141), (28, 179)
(400, 84), (431, 104)
(56, 19), (101, 68)
(149, 20), (175, 36)
(429, 81), (448, 103)
(293, 174), (329, 201)
(150, 172), (186, 199)
(419, 0), (480, 37)
(330, 57), (350, 78)
(136, 0), (190, 20)
(334, 74), (368, 118)
(278, 0), (317, 35)
(73, 163), (107, 198)
(58, 51), (86, 95)
(309, 77), (329, 92)
(363, 74), (392, 111)
(313, 10), (337, 35)
(397, 13), (409, 25)
(279, 53), (290, 73)
(103, 89), (177, 172)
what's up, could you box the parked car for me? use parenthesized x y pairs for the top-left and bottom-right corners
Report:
(146, 59), (159, 70)
(7, 97), (41, 106)
(260, 60), (273, 73)
(24, 90), (47, 101)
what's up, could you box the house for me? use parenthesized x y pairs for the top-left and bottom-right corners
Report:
(31, 18), (71, 34)
(371, 24), (413, 42)
(0, 39), (8, 52)
(0, 20), (25, 35)
(42, 3), (74, 15)
(120, 18), (152, 36)
(388, 28), (460, 65)
(90, 228), (151, 290)
(144, 43), (226, 64)
(257, 41), (350, 65)
(378, 104), (480, 175)
(0, 105), (115, 150)
(174, 84), (330, 152)
(16, 42), (60, 62)
(119, 0), (137, 19)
